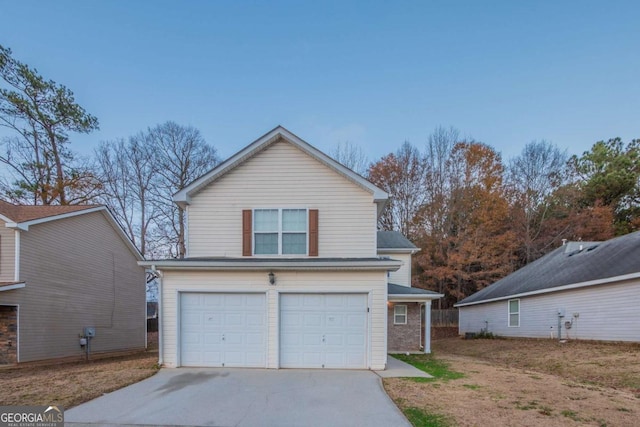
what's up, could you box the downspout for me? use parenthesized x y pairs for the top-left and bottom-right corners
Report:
(151, 265), (164, 365)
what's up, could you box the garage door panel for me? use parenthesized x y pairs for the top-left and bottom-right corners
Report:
(180, 293), (266, 367)
(280, 293), (367, 369)
(303, 313), (322, 327)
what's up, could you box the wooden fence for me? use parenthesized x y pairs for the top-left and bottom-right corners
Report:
(431, 309), (459, 327)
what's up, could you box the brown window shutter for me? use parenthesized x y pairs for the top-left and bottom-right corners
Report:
(242, 210), (252, 256)
(309, 209), (319, 256)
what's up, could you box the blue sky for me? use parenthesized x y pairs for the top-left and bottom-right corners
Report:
(2, 1), (639, 163)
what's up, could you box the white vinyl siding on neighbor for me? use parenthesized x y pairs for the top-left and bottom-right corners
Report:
(393, 305), (407, 324)
(187, 140), (377, 258)
(508, 299), (520, 327)
(254, 208), (307, 255)
(459, 279), (640, 341)
(160, 269), (388, 369)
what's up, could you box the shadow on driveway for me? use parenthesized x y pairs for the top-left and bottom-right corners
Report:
(66, 368), (410, 427)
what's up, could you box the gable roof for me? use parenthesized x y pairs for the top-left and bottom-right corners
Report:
(0, 200), (143, 261)
(456, 231), (640, 307)
(0, 200), (97, 223)
(377, 231), (419, 253)
(173, 126), (389, 215)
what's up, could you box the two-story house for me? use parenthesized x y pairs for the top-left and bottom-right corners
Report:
(0, 203), (145, 364)
(142, 127), (441, 370)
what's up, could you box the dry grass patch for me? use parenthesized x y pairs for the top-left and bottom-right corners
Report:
(385, 339), (640, 427)
(0, 350), (159, 409)
(433, 337), (640, 395)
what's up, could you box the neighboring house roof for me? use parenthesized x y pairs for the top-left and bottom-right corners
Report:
(0, 200), (97, 223)
(173, 126), (389, 215)
(0, 200), (143, 261)
(456, 232), (640, 307)
(388, 283), (443, 301)
(377, 231), (420, 253)
(140, 257), (402, 271)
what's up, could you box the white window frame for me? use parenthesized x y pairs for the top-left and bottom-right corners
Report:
(508, 299), (520, 327)
(393, 304), (408, 325)
(253, 208), (308, 256)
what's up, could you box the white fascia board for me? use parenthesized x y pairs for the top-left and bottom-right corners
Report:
(378, 247), (420, 254)
(0, 213), (14, 224)
(173, 126), (389, 208)
(454, 271), (640, 307)
(0, 282), (26, 292)
(5, 206), (106, 230)
(138, 259), (402, 272)
(389, 293), (443, 302)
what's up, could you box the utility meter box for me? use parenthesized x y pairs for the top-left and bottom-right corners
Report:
(84, 327), (96, 338)
(557, 308), (565, 317)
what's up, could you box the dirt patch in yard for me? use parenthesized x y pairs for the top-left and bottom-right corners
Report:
(0, 350), (159, 409)
(385, 338), (640, 426)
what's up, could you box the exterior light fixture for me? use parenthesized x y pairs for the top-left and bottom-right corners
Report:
(268, 271), (276, 285)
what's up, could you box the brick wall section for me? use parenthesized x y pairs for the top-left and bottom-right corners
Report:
(387, 302), (422, 352)
(0, 306), (17, 364)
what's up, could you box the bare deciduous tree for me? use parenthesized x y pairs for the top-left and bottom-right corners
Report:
(507, 140), (568, 263)
(332, 141), (369, 176)
(148, 122), (219, 258)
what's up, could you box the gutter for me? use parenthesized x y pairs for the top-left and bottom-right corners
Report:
(388, 293), (443, 302)
(455, 271), (640, 307)
(138, 259), (402, 272)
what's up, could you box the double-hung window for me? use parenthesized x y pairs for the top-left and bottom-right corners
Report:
(393, 305), (408, 325)
(508, 299), (520, 327)
(254, 209), (307, 255)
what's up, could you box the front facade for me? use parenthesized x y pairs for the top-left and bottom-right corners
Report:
(145, 127), (440, 370)
(0, 203), (146, 363)
(457, 235), (640, 342)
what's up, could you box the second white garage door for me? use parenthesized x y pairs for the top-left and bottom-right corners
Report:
(280, 293), (368, 369)
(180, 293), (266, 367)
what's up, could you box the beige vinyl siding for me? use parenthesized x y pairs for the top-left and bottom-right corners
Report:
(187, 140), (378, 258)
(0, 223), (15, 282)
(1, 212), (145, 362)
(458, 279), (640, 341)
(161, 270), (388, 369)
(379, 252), (411, 287)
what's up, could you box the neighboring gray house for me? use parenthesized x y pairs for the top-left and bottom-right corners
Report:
(0, 202), (146, 364)
(378, 231), (442, 353)
(456, 232), (640, 342)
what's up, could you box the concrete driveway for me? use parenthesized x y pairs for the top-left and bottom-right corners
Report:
(66, 368), (411, 427)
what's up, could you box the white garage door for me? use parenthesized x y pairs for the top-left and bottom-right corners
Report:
(180, 293), (266, 367)
(280, 293), (368, 369)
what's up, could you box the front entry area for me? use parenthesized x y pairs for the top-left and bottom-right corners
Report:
(280, 293), (368, 369)
(180, 293), (266, 367)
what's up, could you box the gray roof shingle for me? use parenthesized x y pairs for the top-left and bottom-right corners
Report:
(457, 231), (640, 305)
(377, 231), (418, 250)
(388, 283), (440, 295)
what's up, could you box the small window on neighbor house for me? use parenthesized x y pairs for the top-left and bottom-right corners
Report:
(508, 299), (520, 327)
(394, 305), (407, 325)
